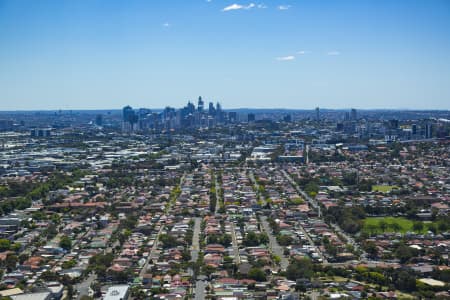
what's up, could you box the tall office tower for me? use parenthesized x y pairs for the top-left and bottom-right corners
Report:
(150, 112), (160, 130)
(412, 124), (417, 135)
(216, 102), (223, 123)
(248, 113), (255, 122)
(315, 107), (320, 121)
(208, 102), (216, 116)
(138, 108), (152, 130)
(186, 101), (195, 114)
(425, 123), (433, 139)
(95, 114), (103, 126)
(351, 108), (357, 120)
(122, 105), (137, 131)
(123, 105), (133, 120)
(197, 96), (204, 112)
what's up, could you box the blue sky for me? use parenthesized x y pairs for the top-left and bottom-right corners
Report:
(0, 0), (450, 110)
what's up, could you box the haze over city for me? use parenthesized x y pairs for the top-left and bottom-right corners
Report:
(1, 0), (450, 110)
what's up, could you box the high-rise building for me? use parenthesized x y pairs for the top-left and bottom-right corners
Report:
(208, 102), (216, 116)
(95, 114), (103, 126)
(350, 108), (357, 121)
(412, 124), (417, 135)
(216, 102), (223, 123)
(186, 101), (195, 114)
(122, 106), (138, 131)
(197, 96), (204, 112)
(425, 123), (433, 139)
(138, 108), (152, 130)
(315, 107), (320, 121)
(248, 113), (255, 122)
(344, 112), (350, 121)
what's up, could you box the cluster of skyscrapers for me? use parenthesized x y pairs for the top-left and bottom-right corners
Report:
(122, 97), (237, 132)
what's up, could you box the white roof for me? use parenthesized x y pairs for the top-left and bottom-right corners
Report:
(419, 278), (445, 287)
(104, 285), (130, 300)
(329, 293), (349, 299)
(0, 288), (23, 297)
(11, 292), (51, 300)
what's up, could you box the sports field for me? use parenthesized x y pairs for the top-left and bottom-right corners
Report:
(371, 185), (398, 193)
(364, 217), (415, 233)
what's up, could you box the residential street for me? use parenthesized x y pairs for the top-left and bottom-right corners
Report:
(230, 222), (241, 264)
(260, 216), (289, 271)
(194, 280), (206, 300)
(191, 217), (201, 262)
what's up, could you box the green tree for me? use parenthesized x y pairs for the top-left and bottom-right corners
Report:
(342, 172), (357, 186)
(364, 241), (378, 258)
(395, 271), (416, 292)
(40, 271), (59, 281)
(59, 235), (72, 251)
(62, 259), (77, 269)
(203, 265), (216, 277)
(5, 253), (18, 272)
(258, 233), (269, 244)
(45, 223), (58, 239)
(0, 239), (11, 251)
(18, 253), (29, 264)
(277, 235), (293, 246)
(437, 221), (448, 232)
(243, 232), (260, 247)
(286, 258), (314, 280)
(130, 286), (146, 300)
(248, 267), (267, 282)
(366, 224), (378, 236)
(159, 234), (180, 249)
(428, 223), (437, 234)
(378, 220), (388, 232)
(395, 244), (416, 263)
(11, 243), (21, 252)
(390, 222), (402, 232)
(412, 221), (423, 232)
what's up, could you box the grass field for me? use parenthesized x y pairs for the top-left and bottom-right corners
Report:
(363, 217), (419, 233)
(371, 185), (398, 193)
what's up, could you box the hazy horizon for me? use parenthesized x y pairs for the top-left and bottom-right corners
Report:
(0, 103), (450, 113)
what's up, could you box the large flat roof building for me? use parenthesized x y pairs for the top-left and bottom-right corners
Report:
(104, 285), (130, 300)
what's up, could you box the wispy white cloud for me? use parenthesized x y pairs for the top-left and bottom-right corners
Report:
(222, 3), (266, 11)
(278, 5), (291, 10)
(327, 51), (341, 56)
(276, 55), (295, 61)
(297, 50), (310, 55)
(223, 3), (252, 11)
(162, 22), (171, 28)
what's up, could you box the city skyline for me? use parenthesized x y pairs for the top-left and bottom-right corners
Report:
(1, 0), (450, 110)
